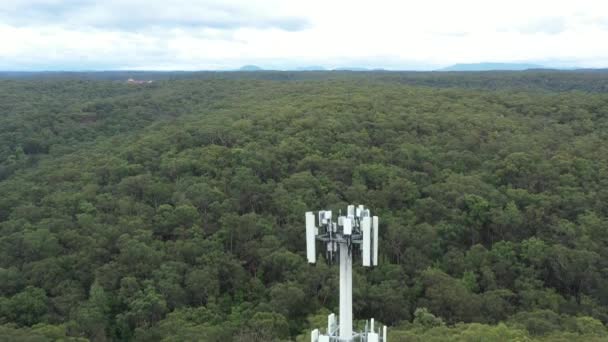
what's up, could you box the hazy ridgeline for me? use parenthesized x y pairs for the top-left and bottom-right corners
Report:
(2, 71), (608, 341)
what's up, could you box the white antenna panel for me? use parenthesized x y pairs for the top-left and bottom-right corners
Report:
(362, 216), (371, 266)
(372, 216), (379, 266)
(306, 212), (316, 264)
(343, 217), (352, 235)
(347, 205), (355, 218)
(328, 313), (337, 335)
(311, 329), (319, 342)
(356, 207), (362, 218)
(318, 211), (326, 224)
(338, 216), (344, 226)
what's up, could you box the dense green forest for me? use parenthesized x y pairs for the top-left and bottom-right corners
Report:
(2, 72), (608, 341)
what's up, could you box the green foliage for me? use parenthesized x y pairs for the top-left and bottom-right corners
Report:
(1, 72), (608, 340)
(0, 323), (88, 342)
(1, 286), (48, 326)
(413, 307), (445, 328)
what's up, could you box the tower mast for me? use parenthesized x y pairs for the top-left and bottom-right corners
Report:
(306, 205), (387, 342)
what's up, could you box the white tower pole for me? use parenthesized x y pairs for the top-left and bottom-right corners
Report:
(339, 242), (353, 339)
(339, 246), (346, 335)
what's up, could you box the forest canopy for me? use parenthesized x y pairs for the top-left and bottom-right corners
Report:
(1, 71), (608, 341)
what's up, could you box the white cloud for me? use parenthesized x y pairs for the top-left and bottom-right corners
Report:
(0, 0), (607, 70)
(0, 0), (308, 31)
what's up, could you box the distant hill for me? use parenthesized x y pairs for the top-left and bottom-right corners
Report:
(333, 67), (369, 71)
(238, 65), (263, 71)
(295, 66), (326, 71)
(440, 63), (545, 71)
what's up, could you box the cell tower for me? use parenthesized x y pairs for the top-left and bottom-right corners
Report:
(306, 204), (387, 342)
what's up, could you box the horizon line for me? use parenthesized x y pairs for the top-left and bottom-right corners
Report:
(2, 66), (608, 73)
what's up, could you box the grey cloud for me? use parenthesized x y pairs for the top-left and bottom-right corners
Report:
(0, 0), (309, 32)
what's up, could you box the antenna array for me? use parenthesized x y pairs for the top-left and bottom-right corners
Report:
(306, 204), (387, 342)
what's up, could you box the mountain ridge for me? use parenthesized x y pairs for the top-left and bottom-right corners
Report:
(439, 62), (546, 71)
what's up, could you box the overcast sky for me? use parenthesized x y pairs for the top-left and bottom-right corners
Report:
(1, 0), (607, 70)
